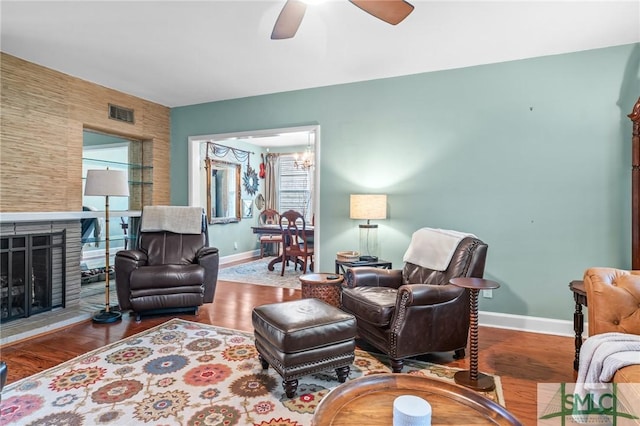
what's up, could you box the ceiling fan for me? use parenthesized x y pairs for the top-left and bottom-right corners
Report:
(271, 0), (414, 40)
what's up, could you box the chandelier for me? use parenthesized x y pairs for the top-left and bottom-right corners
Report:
(294, 134), (314, 171)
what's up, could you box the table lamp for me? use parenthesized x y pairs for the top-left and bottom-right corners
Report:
(84, 168), (129, 323)
(350, 194), (387, 261)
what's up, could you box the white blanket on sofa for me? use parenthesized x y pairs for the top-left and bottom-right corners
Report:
(140, 206), (203, 234)
(402, 227), (475, 271)
(577, 332), (640, 386)
(573, 332), (640, 421)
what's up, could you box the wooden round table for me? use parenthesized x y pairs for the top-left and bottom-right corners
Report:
(312, 373), (522, 425)
(299, 273), (343, 307)
(450, 277), (501, 392)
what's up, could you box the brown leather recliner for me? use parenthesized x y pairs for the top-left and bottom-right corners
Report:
(115, 206), (219, 321)
(341, 235), (487, 373)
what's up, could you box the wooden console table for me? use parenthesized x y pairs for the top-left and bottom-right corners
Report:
(569, 280), (587, 371)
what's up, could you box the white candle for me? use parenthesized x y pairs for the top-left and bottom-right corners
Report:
(393, 395), (432, 426)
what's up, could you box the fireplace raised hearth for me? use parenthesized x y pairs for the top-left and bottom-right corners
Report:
(0, 211), (140, 341)
(0, 215), (86, 332)
(1, 231), (65, 322)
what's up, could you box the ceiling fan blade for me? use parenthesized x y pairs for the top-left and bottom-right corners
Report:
(349, 0), (414, 25)
(271, 0), (307, 40)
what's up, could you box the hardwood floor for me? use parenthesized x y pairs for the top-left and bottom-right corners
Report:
(1, 280), (576, 425)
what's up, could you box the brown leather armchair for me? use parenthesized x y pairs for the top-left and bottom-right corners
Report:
(341, 235), (487, 373)
(115, 206), (219, 321)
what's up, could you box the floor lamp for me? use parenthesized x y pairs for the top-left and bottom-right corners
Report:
(350, 194), (387, 261)
(84, 169), (129, 323)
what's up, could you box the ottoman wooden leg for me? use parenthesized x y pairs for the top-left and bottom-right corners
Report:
(336, 366), (350, 383)
(258, 354), (269, 370)
(284, 379), (298, 398)
(391, 358), (404, 373)
(454, 348), (465, 359)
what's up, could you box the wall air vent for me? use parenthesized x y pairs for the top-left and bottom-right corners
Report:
(108, 104), (135, 124)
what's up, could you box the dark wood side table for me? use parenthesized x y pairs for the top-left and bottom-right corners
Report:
(569, 280), (587, 371)
(299, 273), (344, 307)
(450, 277), (500, 392)
(335, 259), (392, 274)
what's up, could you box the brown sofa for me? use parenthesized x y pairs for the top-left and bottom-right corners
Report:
(583, 267), (640, 384)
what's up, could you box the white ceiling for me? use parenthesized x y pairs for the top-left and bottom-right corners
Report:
(1, 1), (638, 108)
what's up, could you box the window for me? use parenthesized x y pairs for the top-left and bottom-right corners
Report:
(278, 154), (313, 223)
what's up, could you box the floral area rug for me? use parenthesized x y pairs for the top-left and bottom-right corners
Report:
(219, 257), (303, 289)
(0, 319), (504, 425)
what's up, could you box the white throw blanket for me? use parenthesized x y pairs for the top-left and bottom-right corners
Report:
(573, 332), (640, 422)
(402, 228), (475, 271)
(577, 332), (640, 385)
(140, 206), (203, 234)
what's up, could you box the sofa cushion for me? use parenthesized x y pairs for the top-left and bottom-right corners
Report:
(613, 364), (640, 384)
(341, 286), (397, 327)
(613, 365), (640, 414)
(129, 264), (204, 289)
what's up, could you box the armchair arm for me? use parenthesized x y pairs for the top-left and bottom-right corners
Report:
(344, 267), (403, 289)
(197, 246), (219, 303)
(197, 246), (219, 258)
(398, 283), (464, 306)
(388, 283), (469, 357)
(114, 250), (148, 310)
(115, 249), (147, 262)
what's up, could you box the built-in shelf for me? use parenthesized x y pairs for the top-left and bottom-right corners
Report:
(83, 157), (153, 210)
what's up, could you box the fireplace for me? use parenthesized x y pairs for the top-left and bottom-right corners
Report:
(1, 231), (66, 323)
(0, 212), (139, 342)
(0, 217), (82, 332)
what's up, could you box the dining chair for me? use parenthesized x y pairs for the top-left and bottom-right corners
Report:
(279, 210), (314, 276)
(258, 209), (283, 257)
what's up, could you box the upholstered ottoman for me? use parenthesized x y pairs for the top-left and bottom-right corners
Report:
(252, 298), (357, 398)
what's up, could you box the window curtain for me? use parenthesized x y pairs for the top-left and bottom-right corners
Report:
(265, 153), (279, 211)
(307, 168), (314, 224)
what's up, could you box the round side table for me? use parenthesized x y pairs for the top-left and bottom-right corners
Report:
(299, 273), (344, 307)
(449, 277), (500, 392)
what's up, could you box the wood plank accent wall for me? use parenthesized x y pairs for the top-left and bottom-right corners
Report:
(0, 53), (170, 212)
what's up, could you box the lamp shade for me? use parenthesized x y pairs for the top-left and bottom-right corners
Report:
(84, 169), (130, 197)
(350, 194), (387, 220)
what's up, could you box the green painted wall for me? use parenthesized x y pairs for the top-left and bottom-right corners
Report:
(170, 43), (639, 321)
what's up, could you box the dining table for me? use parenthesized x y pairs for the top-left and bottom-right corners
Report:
(251, 224), (315, 271)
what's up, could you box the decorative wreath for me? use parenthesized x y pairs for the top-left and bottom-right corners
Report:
(243, 166), (259, 195)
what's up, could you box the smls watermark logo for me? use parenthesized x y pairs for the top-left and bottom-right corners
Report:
(538, 383), (640, 425)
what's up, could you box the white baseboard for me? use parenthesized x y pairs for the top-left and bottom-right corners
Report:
(479, 310), (588, 337)
(220, 250), (260, 265)
(217, 255), (587, 338)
